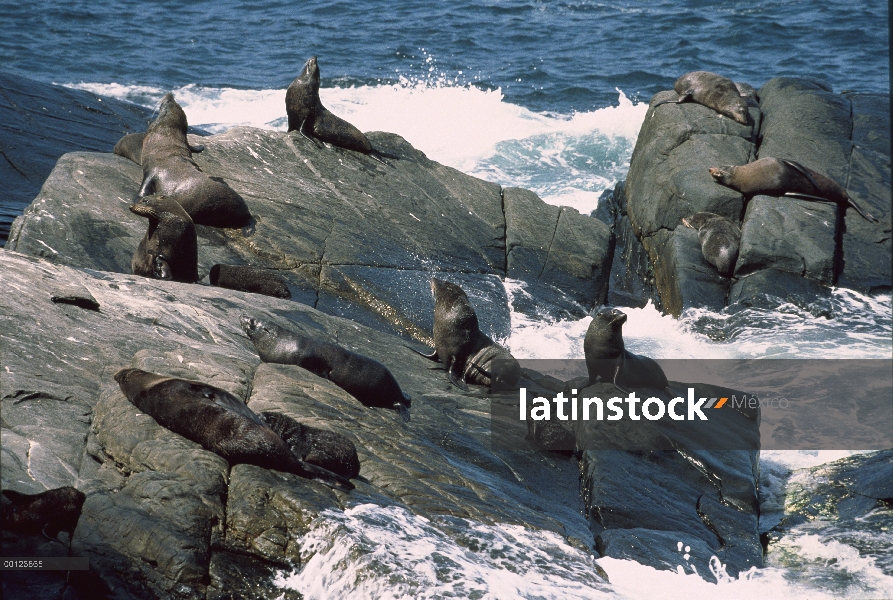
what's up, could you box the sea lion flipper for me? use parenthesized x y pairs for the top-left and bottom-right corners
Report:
(677, 90), (693, 103)
(297, 459), (355, 492)
(154, 256), (172, 280)
(368, 150), (389, 166)
(138, 173), (157, 197)
(188, 143), (205, 154)
(447, 368), (469, 391)
(781, 159), (822, 193)
(396, 403), (411, 422)
(845, 197), (880, 223)
(404, 344), (438, 361)
(298, 118), (316, 144)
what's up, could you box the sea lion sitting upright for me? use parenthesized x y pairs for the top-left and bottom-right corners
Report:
(240, 315), (412, 421)
(681, 212), (741, 277)
(139, 93), (251, 229)
(114, 131), (204, 165)
(653, 71), (750, 125)
(1, 487), (86, 539)
(114, 368), (354, 492)
(209, 264), (291, 299)
(709, 157), (879, 223)
(409, 278), (521, 390)
(286, 56), (385, 162)
(584, 307), (669, 393)
(130, 194), (198, 283)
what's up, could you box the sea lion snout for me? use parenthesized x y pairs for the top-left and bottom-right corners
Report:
(596, 307), (627, 325)
(239, 315), (260, 336)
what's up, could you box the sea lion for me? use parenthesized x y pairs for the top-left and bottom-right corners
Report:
(240, 315), (412, 421)
(130, 194), (198, 283)
(209, 264), (291, 299)
(260, 411), (360, 480)
(1, 487), (86, 539)
(113, 368), (354, 491)
(709, 157), (879, 223)
(286, 56), (385, 163)
(409, 278), (521, 390)
(139, 93), (251, 229)
(682, 212), (741, 277)
(584, 307), (669, 393)
(114, 131), (204, 165)
(653, 71), (750, 125)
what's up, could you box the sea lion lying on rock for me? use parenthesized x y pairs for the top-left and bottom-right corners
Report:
(584, 307), (669, 394)
(409, 278), (521, 390)
(653, 71), (751, 125)
(209, 264), (291, 299)
(114, 368), (354, 492)
(682, 212), (741, 277)
(260, 411), (360, 480)
(130, 194), (198, 283)
(139, 93), (251, 229)
(240, 315), (412, 421)
(1, 487), (86, 539)
(709, 157), (879, 223)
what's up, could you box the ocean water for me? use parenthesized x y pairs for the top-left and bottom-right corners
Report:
(2, 0), (891, 597)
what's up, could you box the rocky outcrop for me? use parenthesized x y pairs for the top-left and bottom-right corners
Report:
(6, 110), (611, 340)
(615, 77), (890, 316)
(0, 251), (591, 599)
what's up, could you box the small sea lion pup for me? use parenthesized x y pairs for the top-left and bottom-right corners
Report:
(240, 315), (412, 421)
(130, 194), (198, 283)
(1, 487), (86, 539)
(409, 278), (521, 390)
(286, 56), (386, 163)
(260, 411), (360, 480)
(709, 157), (879, 223)
(114, 368), (354, 492)
(114, 131), (204, 165)
(681, 212), (741, 277)
(653, 71), (750, 125)
(139, 93), (251, 229)
(209, 264), (291, 299)
(584, 307), (669, 394)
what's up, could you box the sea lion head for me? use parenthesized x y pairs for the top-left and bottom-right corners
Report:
(726, 97), (750, 125)
(240, 314), (270, 341)
(708, 166), (735, 187)
(114, 368), (166, 398)
(682, 212), (722, 231)
(301, 56), (320, 85)
(430, 277), (468, 304)
(585, 307), (628, 346)
(150, 93), (189, 134)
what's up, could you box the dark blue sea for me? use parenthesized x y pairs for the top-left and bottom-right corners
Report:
(1, 1), (891, 598)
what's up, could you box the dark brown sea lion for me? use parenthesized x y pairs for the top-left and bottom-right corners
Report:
(1, 487), (86, 539)
(113, 368), (353, 491)
(709, 157), (879, 223)
(286, 56), (386, 163)
(240, 315), (412, 421)
(130, 194), (198, 283)
(409, 278), (521, 390)
(653, 71), (750, 125)
(139, 93), (251, 229)
(584, 307), (669, 393)
(260, 411), (360, 480)
(681, 212), (741, 277)
(209, 264), (291, 299)
(114, 131), (204, 165)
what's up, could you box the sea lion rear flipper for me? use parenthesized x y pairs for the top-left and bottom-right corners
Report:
(396, 403), (411, 422)
(846, 197), (879, 223)
(368, 150), (390, 166)
(404, 344), (439, 361)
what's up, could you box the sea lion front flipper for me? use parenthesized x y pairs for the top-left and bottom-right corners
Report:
(188, 143), (205, 154)
(781, 159), (823, 193)
(138, 173), (157, 197)
(298, 459), (355, 492)
(298, 118), (318, 145)
(448, 371), (469, 391)
(611, 363), (633, 396)
(368, 150), (389, 166)
(404, 344), (439, 361)
(154, 256), (172, 280)
(396, 403), (411, 422)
